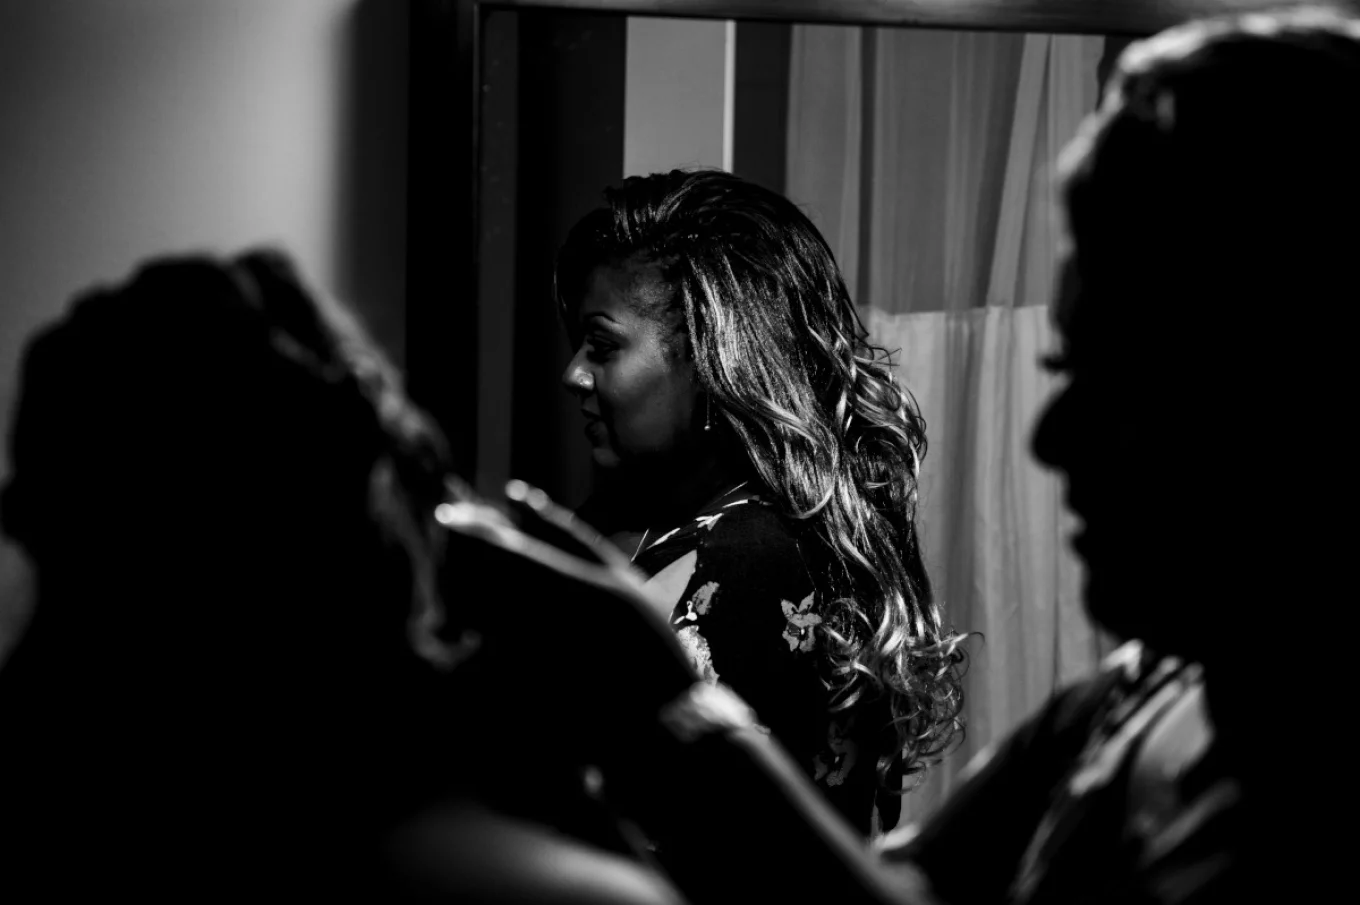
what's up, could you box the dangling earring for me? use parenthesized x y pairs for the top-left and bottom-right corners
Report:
(704, 394), (713, 432)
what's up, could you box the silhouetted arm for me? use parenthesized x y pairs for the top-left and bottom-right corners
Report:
(601, 686), (939, 905)
(878, 673), (1121, 905)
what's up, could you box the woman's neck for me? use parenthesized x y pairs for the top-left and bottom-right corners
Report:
(597, 448), (753, 535)
(657, 452), (749, 522)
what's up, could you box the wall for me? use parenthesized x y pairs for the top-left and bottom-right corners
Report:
(0, 0), (409, 658)
(624, 17), (733, 177)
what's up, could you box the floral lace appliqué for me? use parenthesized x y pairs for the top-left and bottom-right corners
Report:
(676, 625), (720, 684)
(813, 714), (859, 787)
(781, 592), (821, 653)
(674, 581), (720, 625)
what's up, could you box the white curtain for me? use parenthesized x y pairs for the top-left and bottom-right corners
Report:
(788, 26), (1113, 828)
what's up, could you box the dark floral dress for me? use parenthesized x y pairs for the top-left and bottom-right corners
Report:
(632, 483), (899, 836)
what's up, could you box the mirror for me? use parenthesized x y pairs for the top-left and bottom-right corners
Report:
(404, 0), (1323, 826)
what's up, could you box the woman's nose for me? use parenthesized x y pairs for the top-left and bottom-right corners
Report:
(561, 352), (594, 397)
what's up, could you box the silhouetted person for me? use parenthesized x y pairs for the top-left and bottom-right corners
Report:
(0, 250), (684, 902)
(874, 7), (1359, 902)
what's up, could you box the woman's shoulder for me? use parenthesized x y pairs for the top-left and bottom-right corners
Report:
(638, 486), (804, 569)
(681, 495), (817, 595)
(700, 492), (799, 549)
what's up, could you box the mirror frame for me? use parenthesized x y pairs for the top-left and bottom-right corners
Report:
(405, 0), (1340, 478)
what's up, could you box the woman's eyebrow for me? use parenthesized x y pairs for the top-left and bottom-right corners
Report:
(582, 312), (622, 332)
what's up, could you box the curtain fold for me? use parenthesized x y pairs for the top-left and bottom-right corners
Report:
(786, 25), (864, 301)
(788, 25), (1111, 828)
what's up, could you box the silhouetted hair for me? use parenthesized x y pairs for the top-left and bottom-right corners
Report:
(556, 170), (967, 786)
(0, 249), (459, 720)
(1058, 5), (1360, 373)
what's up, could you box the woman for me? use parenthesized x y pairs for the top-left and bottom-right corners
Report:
(557, 170), (967, 834)
(0, 249), (685, 903)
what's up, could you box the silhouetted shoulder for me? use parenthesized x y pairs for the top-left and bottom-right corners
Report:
(384, 802), (686, 905)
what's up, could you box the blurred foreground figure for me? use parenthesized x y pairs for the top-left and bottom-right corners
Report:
(878, 6), (1358, 902)
(0, 251), (686, 902)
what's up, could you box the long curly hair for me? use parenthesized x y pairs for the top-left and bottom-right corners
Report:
(555, 169), (967, 787)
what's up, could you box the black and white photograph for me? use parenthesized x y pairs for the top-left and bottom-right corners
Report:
(0, 0), (1348, 900)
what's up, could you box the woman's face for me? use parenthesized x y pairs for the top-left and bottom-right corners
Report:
(561, 261), (699, 471)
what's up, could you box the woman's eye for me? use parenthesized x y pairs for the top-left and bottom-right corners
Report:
(585, 340), (616, 362)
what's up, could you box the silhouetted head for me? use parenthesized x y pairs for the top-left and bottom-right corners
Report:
(0, 250), (452, 754)
(1033, 7), (1360, 668)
